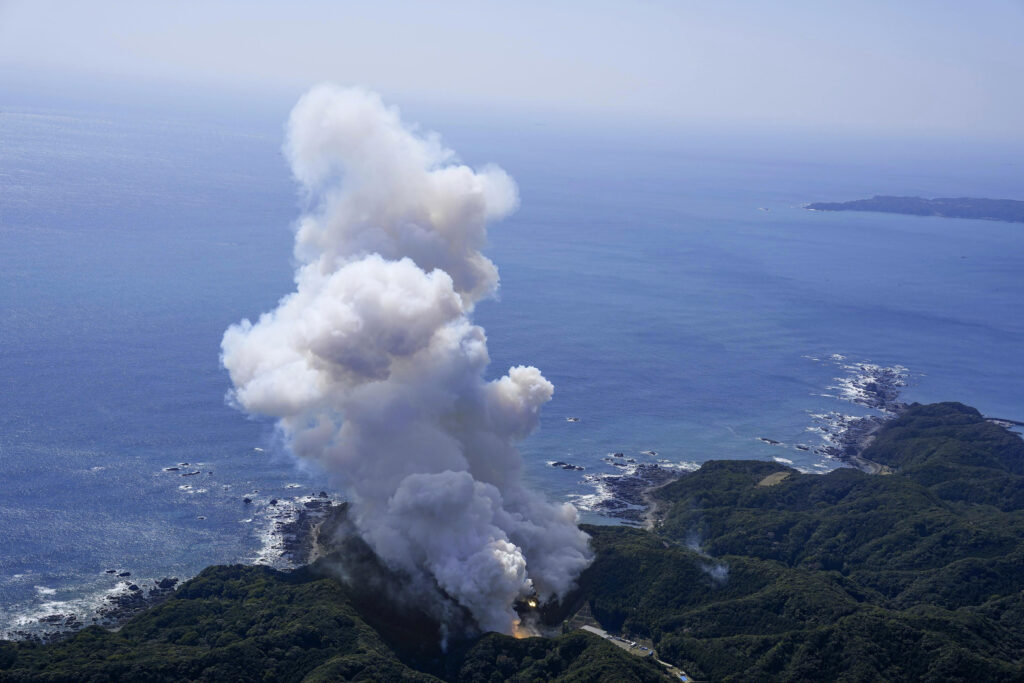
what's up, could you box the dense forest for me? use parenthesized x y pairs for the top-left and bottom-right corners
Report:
(806, 196), (1024, 223)
(579, 402), (1024, 680)
(3, 403), (1024, 681)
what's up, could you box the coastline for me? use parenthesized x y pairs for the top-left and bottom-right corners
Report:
(3, 577), (181, 644)
(807, 358), (908, 473)
(572, 458), (698, 526)
(2, 497), (348, 644)
(3, 357), (913, 641)
(575, 356), (911, 527)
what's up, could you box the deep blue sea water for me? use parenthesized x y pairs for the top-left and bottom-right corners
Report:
(2, 96), (1022, 634)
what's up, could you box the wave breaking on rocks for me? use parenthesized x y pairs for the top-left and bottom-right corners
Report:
(570, 453), (699, 525)
(804, 355), (909, 471)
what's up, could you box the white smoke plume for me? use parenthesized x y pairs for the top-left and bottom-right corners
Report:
(221, 85), (592, 634)
(685, 530), (729, 585)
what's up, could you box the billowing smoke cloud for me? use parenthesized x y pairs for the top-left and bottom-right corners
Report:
(221, 85), (592, 634)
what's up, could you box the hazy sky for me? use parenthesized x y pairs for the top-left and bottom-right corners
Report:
(2, 0), (1023, 138)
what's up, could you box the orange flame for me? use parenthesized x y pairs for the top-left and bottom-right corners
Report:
(512, 619), (540, 639)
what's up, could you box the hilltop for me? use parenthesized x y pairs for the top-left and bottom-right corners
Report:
(3, 403), (1024, 681)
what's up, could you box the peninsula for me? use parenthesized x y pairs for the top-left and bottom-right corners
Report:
(806, 196), (1024, 223)
(3, 403), (1024, 681)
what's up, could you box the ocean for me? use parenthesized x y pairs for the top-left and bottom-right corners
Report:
(2, 94), (1022, 636)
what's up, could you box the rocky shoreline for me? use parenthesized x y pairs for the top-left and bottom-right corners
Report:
(748, 357), (910, 473)
(6, 494), (348, 644)
(587, 463), (682, 524)
(807, 359), (908, 472)
(575, 357), (912, 526)
(573, 452), (698, 525)
(253, 493), (346, 567)
(6, 576), (181, 644)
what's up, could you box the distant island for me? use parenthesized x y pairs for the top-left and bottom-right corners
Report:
(806, 195), (1024, 223)
(4, 402), (1024, 681)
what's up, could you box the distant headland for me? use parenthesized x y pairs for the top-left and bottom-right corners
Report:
(806, 195), (1024, 223)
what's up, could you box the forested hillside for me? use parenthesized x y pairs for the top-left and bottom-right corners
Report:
(4, 403), (1023, 682)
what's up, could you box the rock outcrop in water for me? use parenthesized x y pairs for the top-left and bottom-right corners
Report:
(807, 359), (908, 472)
(575, 454), (698, 525)
(573, 357), (912, 525)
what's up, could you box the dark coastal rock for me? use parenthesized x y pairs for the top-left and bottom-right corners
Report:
(590, 463), (683, 522)
(813, 412), (892, 470)
(91, 576), (181, 629)
(810, 360), (910, 471)
(117, 572), (130, 577)
(20, 582), (164, 643)
(243, 497), (252, 504)
(274, 501), (348, 564)
(269, 498), (278, 505)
